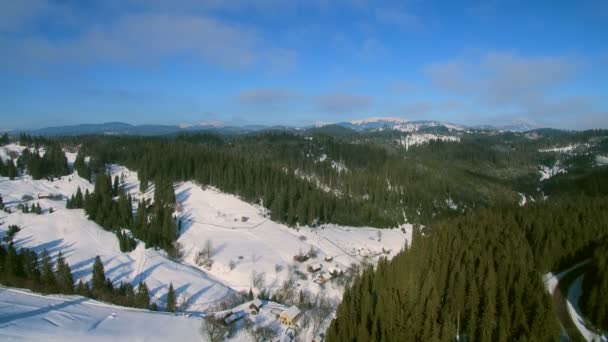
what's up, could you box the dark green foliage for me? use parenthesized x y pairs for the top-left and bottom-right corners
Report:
(91, 255), (106, 296)
(55, 251), (74, 294)
(0, 245), (156, 311)
(40, 250), (57, 293)
(117, 230), (137, 252)
(18, 143), (69, 180)
(580, 240), (608, 331)
(327, 196), (608, 342)
(73, 152), (91, 181)
(0, 133), (8, 145)
(3, 225), (20, 242)
(69, 174), (137, 252)
(135, 281), (150, 309)
(0, 158), (18, 179)
(0, 194), (3, 209)
(66, 187), (84, 209)
(166, 283), (176, 312)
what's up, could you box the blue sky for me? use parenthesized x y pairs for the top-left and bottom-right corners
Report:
(1, 0), (607, 130)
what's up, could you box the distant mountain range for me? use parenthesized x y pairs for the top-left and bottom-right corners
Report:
(7, 117), (542, 136)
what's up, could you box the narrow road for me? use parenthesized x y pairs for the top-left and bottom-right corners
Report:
(552, 263), (589, 342)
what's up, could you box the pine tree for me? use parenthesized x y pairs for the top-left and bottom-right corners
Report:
(135, 281), (150, 309)
(75, 187), (84, 208)
(91, 256), (106, 296)
(166, 283), (176, 312)
(55, 251), (74, 294)
(0, 194), (3, 209)
(40, 249), (57, 293)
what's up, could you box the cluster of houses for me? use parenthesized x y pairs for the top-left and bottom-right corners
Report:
(219, 298), (330, 342)
(222, 299), (302, 328)
(307, 256), (341, 285)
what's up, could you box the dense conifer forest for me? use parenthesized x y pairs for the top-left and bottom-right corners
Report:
(327, 196), (608, 341)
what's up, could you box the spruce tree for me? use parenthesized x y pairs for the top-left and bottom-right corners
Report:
(40, 249), (57, 293)
(135, 281), (150, 309)
(55, 251), (74, 294)
(91, 256), (106, 296)
(166, 283), (176, 312)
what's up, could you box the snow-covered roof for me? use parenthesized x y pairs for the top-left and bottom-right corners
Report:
(320, 272), (332, 280)
(282, 305), (301, 321)
(224, 311), (246, 324)
(251, 298), (263, 308)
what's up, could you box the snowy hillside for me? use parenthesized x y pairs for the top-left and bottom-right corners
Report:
(0, 288), (202, 342)
(397, 133), (460, 150)
(175, 181), (410, 299)
(0, 143), (411, 340)
(0, 172), (234, 312)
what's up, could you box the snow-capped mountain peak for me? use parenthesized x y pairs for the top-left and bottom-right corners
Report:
(350, 116), (409, 125)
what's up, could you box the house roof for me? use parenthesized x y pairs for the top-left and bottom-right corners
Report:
(282, 305), (301, 320)
(251, 298), (263, 308)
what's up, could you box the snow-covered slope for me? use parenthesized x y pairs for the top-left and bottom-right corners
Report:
(1, 144), (411, 340)
(175, 181), (410, 299)
(0, 164), (233, 312)
(539, 163), (567, 181)
(0, 288), (202, 342)
(397, 133), (460, 150)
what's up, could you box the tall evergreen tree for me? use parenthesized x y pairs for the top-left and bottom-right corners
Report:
(91, 256), (106, 296)
(166, 283), (176, 313)
(135, 281), (150, 309)
(55, 251), (74, 294)
(40, 249), (57, 293)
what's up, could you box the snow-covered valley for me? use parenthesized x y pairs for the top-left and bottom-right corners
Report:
(0, 144), (411, 340)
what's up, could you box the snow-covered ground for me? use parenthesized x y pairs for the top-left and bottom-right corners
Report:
(175, 181), (410, 300)
(539, 144), (579, 153)
(595, 155), (608, 167)
(397, 134), (460, 150)
(539, 163), (567, 181)
(0, 287), (202, 342)
(0, 143), (411, 340)
(0, 174), (234, 312)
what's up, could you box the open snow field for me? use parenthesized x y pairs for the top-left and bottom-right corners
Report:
(0, 288), (202, 342)
(0, 173), (234, 312)
(175, 181), (410, 299)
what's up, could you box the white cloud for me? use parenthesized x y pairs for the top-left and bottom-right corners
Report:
(316, 93), (372, 113)
(423, 52), (605, 128)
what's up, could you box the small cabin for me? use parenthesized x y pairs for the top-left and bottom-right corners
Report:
(324, 256), (333, 262)
(319, 271), (332, 281)
(307, 264), (322, 273)
(249, 298), (263, 314)
(279, 305), (301, 327)
(224, 311), (246, 325)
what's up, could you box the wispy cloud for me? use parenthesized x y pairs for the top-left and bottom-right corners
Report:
(423, 52), (602, 128)
(238, 88), (297, 105)
(0, 3), (297, 71)
(315, 93), (372, 113)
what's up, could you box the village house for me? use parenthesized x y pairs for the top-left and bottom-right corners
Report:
(307, 263), (322, 273)
(223, 311), (246, 325)
(249, 298), (263, 314)
(279, 305), (301, 327)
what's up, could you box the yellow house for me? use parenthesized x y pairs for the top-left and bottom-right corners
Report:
(279, 305), (301, 327)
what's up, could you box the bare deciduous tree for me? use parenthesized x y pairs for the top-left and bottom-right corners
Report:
(200, 315), (228, 342)
(251, 270), (265, 290)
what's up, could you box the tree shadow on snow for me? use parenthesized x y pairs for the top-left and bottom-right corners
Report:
(0, 294), (89, 325)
